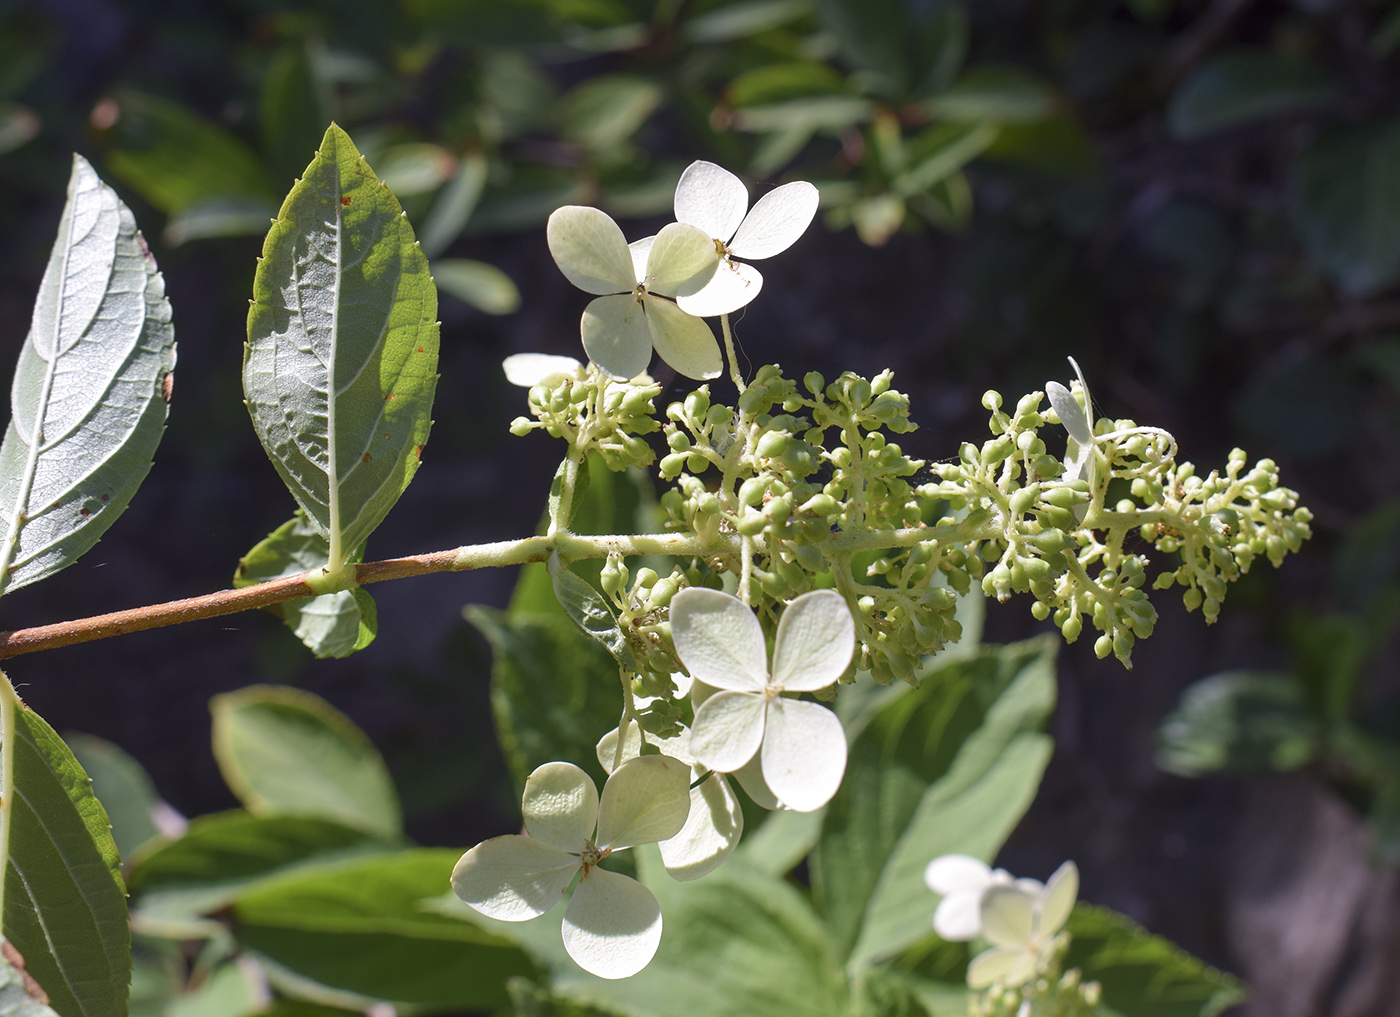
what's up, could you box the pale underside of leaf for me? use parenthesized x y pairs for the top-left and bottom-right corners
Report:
(0, 155), (175, 595)
(245, 125), (439, 568)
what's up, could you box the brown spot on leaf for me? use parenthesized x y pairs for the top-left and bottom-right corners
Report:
(416, 346), (425, 353)
(101, 493), (110, 502)
(161, 372), (174, 402)
(0, 941), (49, 1005)
(80, 507), (90, 519)
(414, 445), (424, 460)
(386, 393), (397, 401)
(361, 452), (372, 464)
(341, 195), (352, 206)
(383, 433), (390, 441)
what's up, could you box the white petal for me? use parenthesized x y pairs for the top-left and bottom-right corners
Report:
(980, 885), (1035, 949)
(1046, 378), (1092, 447)
(760, 697), (846, 813)
(728, 180), (819, 260)
(967, 946), (1034, 989)
(730, 751), (783, 810)
(675, 258), (764, 317)
(450, 835), (579, 921)
(674, 160), (749, 242)
(546, 206), (634, 295)
(596, 721), (693, 775)
(628, 236), (654, 283)
(522, 762), (598, 853)
(669, 588), (769, 692)
(1013, 877), (1044, 895)
(595, 754), (692, 850)
(581, 293), (652, 381)
(769, 590), (856, 692)
(1038, 860), (1078, 937)
(924, 854), (993, 895)
(690, 690), (766, 773)
(562, 867), (663, 979)
(644, 222), (719, 298)
(502, 353), (582, 387)
(643, 295), (722, 381)
(932, 891), (984, 942)
(659, 773), (744, 881)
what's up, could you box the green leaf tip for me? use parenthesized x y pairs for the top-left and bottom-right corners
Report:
(0, 153), (177, 597)
(245, 122), (440, 574)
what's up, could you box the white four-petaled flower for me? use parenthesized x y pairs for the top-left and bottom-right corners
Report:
(596, 716), (744, 882)
(923, 854), (1044, 941)
(450, 755), (691, 979)
(966, 860), (1079, 989)
(546, 206), (720, 381)
(670, 587), (854, 813)
(671, 161), (820, 317)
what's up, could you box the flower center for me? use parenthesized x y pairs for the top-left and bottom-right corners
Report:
(763, 683), (782, 700)
(578, 840), (611, 876)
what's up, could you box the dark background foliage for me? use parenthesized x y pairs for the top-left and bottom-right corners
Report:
(2, 0), (1399, 1012)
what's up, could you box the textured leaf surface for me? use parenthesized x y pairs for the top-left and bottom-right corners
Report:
(1065, 904), (1246, 1017)
(811, 638), (1057, 969)
(233, 511), (377, 659)
(244, 123), (439, 570)
(65, 734), (164, 861)
(230, 850), (536, 1011)
(0, 155), (176, 596)
(0, 677), (129, 1017)
(210, 686), (402, 838)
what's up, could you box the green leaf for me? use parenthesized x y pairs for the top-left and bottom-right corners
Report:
(1167, 50), (1336, 141)
(0, 945), (62, 1017)
(233, 511), (377, 659)
(1291, 120), (1400, 296)
(103, 92), (276, 214)
(128, 812), (390, 928)
(467, 606), (619, 793)
(981, 115), (1097, 175)
(811, 638), (1057, 969)
(893, 121), (1000, 197)
(65, 734), (164, 861)
(210, 685), (402, 838)
(374, 143), (458, 198)
(549, 851), (846, 1017)
(433, 258), (521, 315)
(244, 123), (440, 572)
(558, 76), (662, 153)
(418, 154), (489, 259)
(0, 155), (177, 597)
(732, 96), (873, 134)
(683, 0), (811, 43)
(229, 850), (537, 1012)
(548, 559), (636, 670)
(728, 63), (849, 108)
(164, 962), (262, 1017)
(260, 41), (328, 187)
(1156, 671), (1319, 777)
(163, 198), (282, 246)
(1064, 904), (1246, 1017)
(922, 65), (1055, 123)
(0, 676), (129, 1017)
(813, 0), (964, 99)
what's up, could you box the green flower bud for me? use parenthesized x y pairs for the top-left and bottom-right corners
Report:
(736, 509), (766, 536)
(1061, 614), (1082, 641)
(1094, 635), (1112, 659)
(659, 453), (687, 479)
(666, 430), (692, 452)
(756, 430), (790, 458)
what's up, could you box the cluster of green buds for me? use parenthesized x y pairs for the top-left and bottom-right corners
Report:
(597, 552), (689, 734)
(508, 359), (663, 471)
(917, 380), (1311, 668)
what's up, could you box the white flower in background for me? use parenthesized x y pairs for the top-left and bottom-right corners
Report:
(670, 587), (855, 813)
(1045, 356), (1096, 486)
(671, 161), (820, 317)
(596, 716), (743, 882)
(502, 352), (583, 387)
(923, 854), (1045, 941)
(450, 756), (691, 979)
(966, 861), (1079, 989)
(546, 206), (720, 381)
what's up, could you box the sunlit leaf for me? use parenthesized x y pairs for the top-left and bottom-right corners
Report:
(0, 155), (176, 596)
(210, 685), (402, 838)
(244, 124), (439, 572)
(233, 511), (377, 659)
